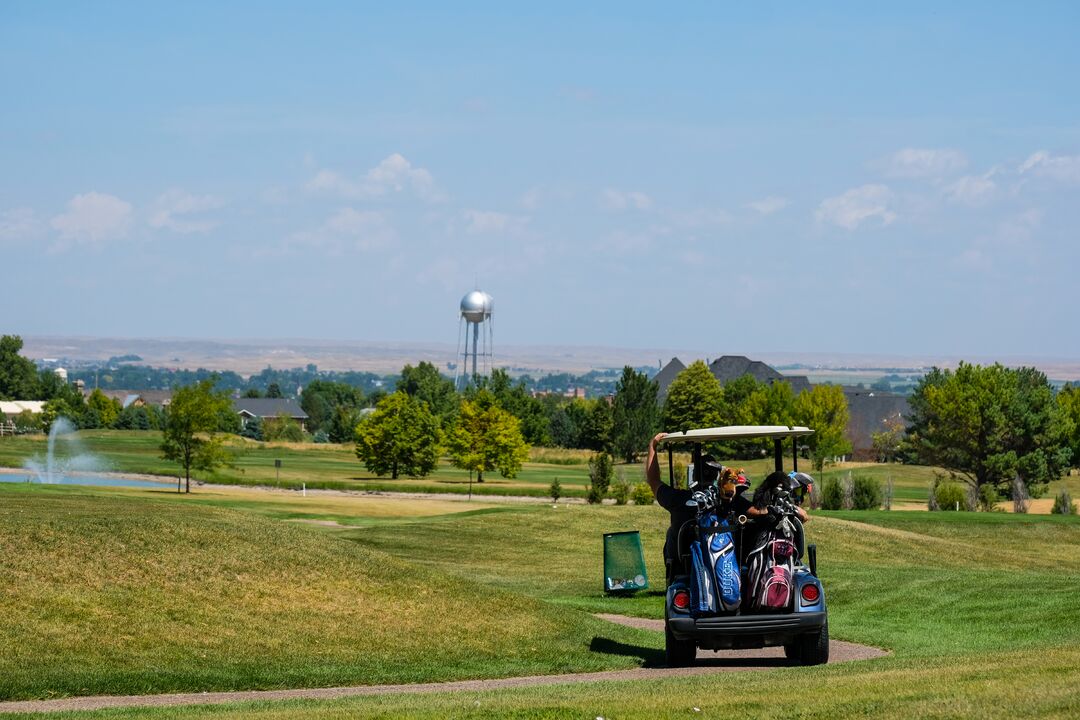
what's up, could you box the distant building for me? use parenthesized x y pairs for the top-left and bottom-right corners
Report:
(843, 389), (910, 459)
(233, 398), (309, 431)
(85, 390), (172, 409)
(0, 401), (46, 418)
(655, 355), (811, 403)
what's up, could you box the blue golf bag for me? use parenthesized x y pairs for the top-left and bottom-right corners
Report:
(688, 513), (741, 614)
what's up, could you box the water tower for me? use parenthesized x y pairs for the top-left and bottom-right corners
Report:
(455, 290), (494, 389)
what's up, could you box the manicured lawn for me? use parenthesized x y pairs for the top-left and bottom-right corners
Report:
(0, 484), (654, 702)
(1, 480), (1079, 718)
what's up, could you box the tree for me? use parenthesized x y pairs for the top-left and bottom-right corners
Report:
(301, 380), (365, 434)
(242, 388), (263, 398)
(265, 383), (283, 399)
(447, 390), (529, 483)
(0, 335), (40, 400)
(662, 360), (726, 432)
(355, 391), (442, 479)
(579, 398), (614, 453)
(611, 366), (658, 463)
(161, 378), (234, 493)
(906, 363), (1073, 496)
(263, 412), (305, 442)
(793, 384), (852, 473)
(482, 368), (550, 445)
(86, 389), (122, 428)
(397, 362), (458, 421)
(871, 417), (906, 463)
(723, 374), (764, 425)
(1059, 384), (1080, 470)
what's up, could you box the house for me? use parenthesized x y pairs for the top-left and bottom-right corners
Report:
(842, 389), (910, 459)
(83, 390), (172, 409)
(0, 400), (46, 419)
(232, 398), (309, 431)
(655, 355), (811, 403)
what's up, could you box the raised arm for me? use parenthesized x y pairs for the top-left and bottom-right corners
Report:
(644, 432), (666, 497)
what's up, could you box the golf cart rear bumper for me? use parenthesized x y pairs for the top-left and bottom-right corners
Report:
(668, 611), (826, 641)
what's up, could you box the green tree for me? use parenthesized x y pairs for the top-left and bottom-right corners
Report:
(86, 389), (122, 428)
(906, 363), (1073, 496)
(579, 398), (614, 453)
(242, 388), (263, 398)
(265, 383), (283, 399)
(611, 366), (659, 463)
(871, 417), (906, 463)
(722, 374), (764, 424)
(1058, 384), (1080, 470)
(161, 379), (234, 493)
(793, 384), (852, 473)
(448, 390), (529, 483)
(397, 362), (459, 421)
(301, 380), (365, 434)
(588, 451), (615, 496)
(263, 412), (306, 442)
(355, 391), (442, 479)
(0, 335), (40, 400)
(662, 360), (726, 432)
(482, 368), (550, 445)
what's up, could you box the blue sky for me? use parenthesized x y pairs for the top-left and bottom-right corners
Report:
(3, 2), (1079, 358)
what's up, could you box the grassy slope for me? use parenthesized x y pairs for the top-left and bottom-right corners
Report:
(0, 485), (654, 701)
(8, 499), (1080, 719)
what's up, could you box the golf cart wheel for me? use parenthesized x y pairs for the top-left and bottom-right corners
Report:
(795, 617), (830, 666)
(665, 625), (696, 667)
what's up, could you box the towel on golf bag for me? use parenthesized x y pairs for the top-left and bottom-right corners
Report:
(746, 533), (797, 611)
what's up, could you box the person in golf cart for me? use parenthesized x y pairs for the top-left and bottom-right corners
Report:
(645, 432), (769, 580)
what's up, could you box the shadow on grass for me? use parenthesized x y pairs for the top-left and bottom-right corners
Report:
(589, 636), (796, 669)
(589, 636), (665, 667)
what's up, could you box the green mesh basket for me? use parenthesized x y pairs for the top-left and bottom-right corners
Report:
(603, 530), (648, 594)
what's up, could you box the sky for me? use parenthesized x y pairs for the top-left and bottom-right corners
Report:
(2, 2), (1079, 358)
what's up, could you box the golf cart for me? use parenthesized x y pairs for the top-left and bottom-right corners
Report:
(658, 426), (829, 667)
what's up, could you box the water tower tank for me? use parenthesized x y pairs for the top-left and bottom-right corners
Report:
(460, 290), (493, 323)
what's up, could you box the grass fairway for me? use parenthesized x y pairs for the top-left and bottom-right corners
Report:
(0, 484), (654, 702)
(3, 473), (1080, 718)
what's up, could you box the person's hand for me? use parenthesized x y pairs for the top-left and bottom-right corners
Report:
(650, 432), (667, 451)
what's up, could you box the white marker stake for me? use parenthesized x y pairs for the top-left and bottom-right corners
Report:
(303, 482), (306, 497)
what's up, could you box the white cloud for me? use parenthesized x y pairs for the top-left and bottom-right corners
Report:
(885, 148), (967, 178)
(306, 153), (441, 201)
(1018, 151), (1080, 183)
(149, 189), (224, 233)
(816, 184), (897, 230)
(601, 189), (652, 211)
(747, 196), (789, 215)
(944, 172), (997, 206)
(287, 208), (394, 253)
(462, 209), (529, 234)
(0, 208), (42, 241)
(50, 192), (133, 245)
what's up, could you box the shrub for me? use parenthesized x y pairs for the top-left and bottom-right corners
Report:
(1052, 488), (1077, 515)
(611, 480), (630, 505)
(1011, 475), (1029, 514)
(935, 482), (968, 511)
(588, 452), (614, 496)
(672, 460), (687, 490)
(978, 483), (1000, 512)
(312, 430), (330, 444)
(549, 477), (563, 504)
(850, 475), (883, 510)
(631, 482), (655, 505)
(585, 484), (604, 505)
(821, 476), (845, 510)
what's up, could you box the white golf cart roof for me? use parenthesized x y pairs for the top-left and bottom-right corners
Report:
(658, 425), (814, 445)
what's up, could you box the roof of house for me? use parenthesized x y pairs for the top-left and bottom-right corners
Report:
(842, 388), (910, 450)
(232, 398), (308, 419)
(0, 400), (46, 415)
(654, 357), (687, 403)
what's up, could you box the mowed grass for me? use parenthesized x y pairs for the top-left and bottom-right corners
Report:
(5, 493), (1079, 719)
(0, 484), (657, 702)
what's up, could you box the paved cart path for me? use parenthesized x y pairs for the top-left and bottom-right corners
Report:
(0, 615), (887, 714)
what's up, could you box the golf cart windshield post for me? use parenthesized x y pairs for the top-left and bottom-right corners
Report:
(667, 447), (674, 486)
(691, 444), (703, 489)
(773, 438), (784, 473)
(792, 436), (799, 472)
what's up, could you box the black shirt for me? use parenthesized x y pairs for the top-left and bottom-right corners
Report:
(655, 483), (753, 568)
